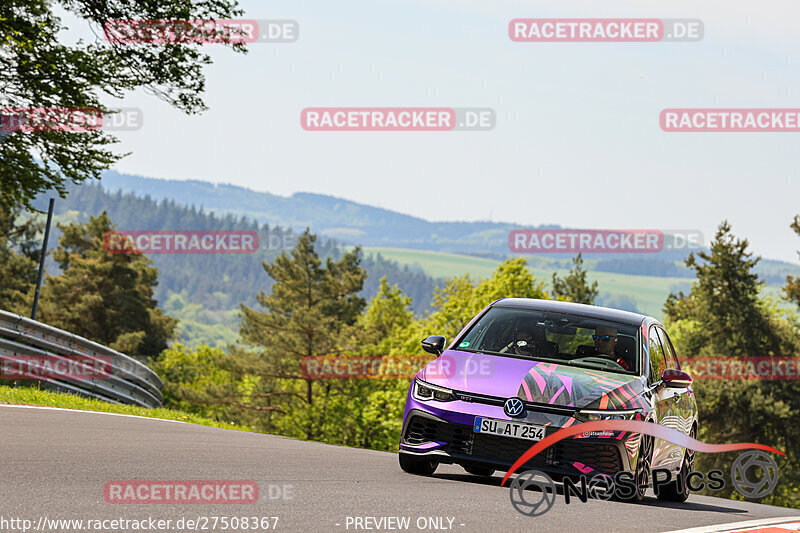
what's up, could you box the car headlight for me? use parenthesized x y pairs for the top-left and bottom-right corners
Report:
(412, 378), (456, 402)
(574, 409), (640, 422)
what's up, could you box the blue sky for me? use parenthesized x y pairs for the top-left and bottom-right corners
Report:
(63, 0), (800, 263)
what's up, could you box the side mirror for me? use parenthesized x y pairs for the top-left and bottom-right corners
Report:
(661, 368), (693, 388)
(421, 335), (447, 356)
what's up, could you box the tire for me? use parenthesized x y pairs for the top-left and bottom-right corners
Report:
(399, 453), (438, 476)
(463, 465), (495, 477)
(619, 433), (654, 503)
(656, 426), (696, 503)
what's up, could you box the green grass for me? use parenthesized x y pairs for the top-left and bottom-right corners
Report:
(0, 384), (251, 432)
(365, 247), (503, 279)
(361, 247), (794, 319)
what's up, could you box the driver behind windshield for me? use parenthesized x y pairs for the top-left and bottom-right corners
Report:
(593, 326), (618, 356)
(512, 325), (537, 356)
(591, 326), (630, 370)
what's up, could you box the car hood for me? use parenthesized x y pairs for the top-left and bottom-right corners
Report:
(419, 350), (646, 410)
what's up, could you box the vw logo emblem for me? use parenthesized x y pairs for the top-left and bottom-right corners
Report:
(504, 397), (525, 418)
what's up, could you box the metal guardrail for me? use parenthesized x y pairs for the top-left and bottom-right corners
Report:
(0, 310), (163, 408)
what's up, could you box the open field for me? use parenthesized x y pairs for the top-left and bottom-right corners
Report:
(363, 247), (788, 319)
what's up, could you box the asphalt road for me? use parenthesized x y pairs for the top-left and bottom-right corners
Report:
(1, 405), (798, 533)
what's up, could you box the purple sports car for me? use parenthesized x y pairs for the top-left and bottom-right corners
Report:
(398, 298), (698, 502)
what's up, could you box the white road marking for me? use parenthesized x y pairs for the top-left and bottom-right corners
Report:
(668, 516), (800, 533)
(0, 403), (188, 424)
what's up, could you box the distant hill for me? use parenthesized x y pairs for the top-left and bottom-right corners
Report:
(31, 182), (445, 347)
(97, 171), (800, 283)
(29, 173), (799, 344)
(99, 170), (520, 253)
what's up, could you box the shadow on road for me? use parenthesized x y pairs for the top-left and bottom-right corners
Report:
(432, 472), (746, 514)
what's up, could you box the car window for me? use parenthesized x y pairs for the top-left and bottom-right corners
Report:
(656, 327), (680, 370)
(648, 326), (667, 383)
(456, 306), (640, 375)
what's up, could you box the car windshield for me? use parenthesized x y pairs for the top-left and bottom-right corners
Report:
(455, 307), (640, 375)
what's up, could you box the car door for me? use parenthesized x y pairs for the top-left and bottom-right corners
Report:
(657, 327), (695, 437)
(647, 325), (678, 471)
(653, 326), (688, 471)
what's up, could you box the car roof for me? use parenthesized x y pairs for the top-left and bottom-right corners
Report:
(490, 298), (650, 327)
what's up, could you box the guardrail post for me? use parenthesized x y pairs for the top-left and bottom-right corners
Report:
(31, 198), (55, 321)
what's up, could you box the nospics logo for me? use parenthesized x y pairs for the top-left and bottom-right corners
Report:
(732, 451), (780, 499)
(509, 470), (557, 516)
(503, 420), (784, 516)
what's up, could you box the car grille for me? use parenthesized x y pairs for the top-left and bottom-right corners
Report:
(403, 413), (622, 474)
(404, 414), (472, 454)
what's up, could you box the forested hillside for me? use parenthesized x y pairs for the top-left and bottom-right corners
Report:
(31, 183), (444, 346)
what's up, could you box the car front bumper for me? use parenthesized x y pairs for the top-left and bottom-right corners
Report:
(399, 397), (636, 478)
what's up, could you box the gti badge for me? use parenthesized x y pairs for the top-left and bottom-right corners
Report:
(504, 397), (525, 418)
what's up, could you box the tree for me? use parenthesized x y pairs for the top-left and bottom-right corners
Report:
(784, 215), (800, 308)
(664, 221), (782, 356)
(663, 221), (800, 507)
(152, 343), (232, 418)
(353, 276), (414, 354)
(37, 212), (176, 356)
(393, 258), (549, 353)
(0, 205), (42, 313)
(232, 229), (367, 439)
(0, 0), (245, 210)
(551, 253), (599, 304)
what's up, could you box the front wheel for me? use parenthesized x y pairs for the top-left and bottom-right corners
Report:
(656, 426), (696, 502)
(399, 453), (438, 476)
(619, 433), (653, 503)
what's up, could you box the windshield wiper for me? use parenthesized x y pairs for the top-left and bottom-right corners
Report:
(454, 348), (494, 356)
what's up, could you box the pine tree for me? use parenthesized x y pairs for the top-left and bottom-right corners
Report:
(37, 212), (176, 357)
(0, 206), (41, 314)
(551, 253), (599, 305)
(232, 229), (367, 439)
(664, 221), (800, 507)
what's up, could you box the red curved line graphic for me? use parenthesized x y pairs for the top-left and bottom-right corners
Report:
(500, 419), (785, 487)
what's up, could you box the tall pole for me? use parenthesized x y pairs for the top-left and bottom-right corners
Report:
(31, 198), (55, 320)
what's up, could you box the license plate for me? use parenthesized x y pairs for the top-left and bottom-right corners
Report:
(473, 417), (546, 441)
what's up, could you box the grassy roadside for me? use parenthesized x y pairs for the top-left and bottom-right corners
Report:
(0, 384), (251, 432)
